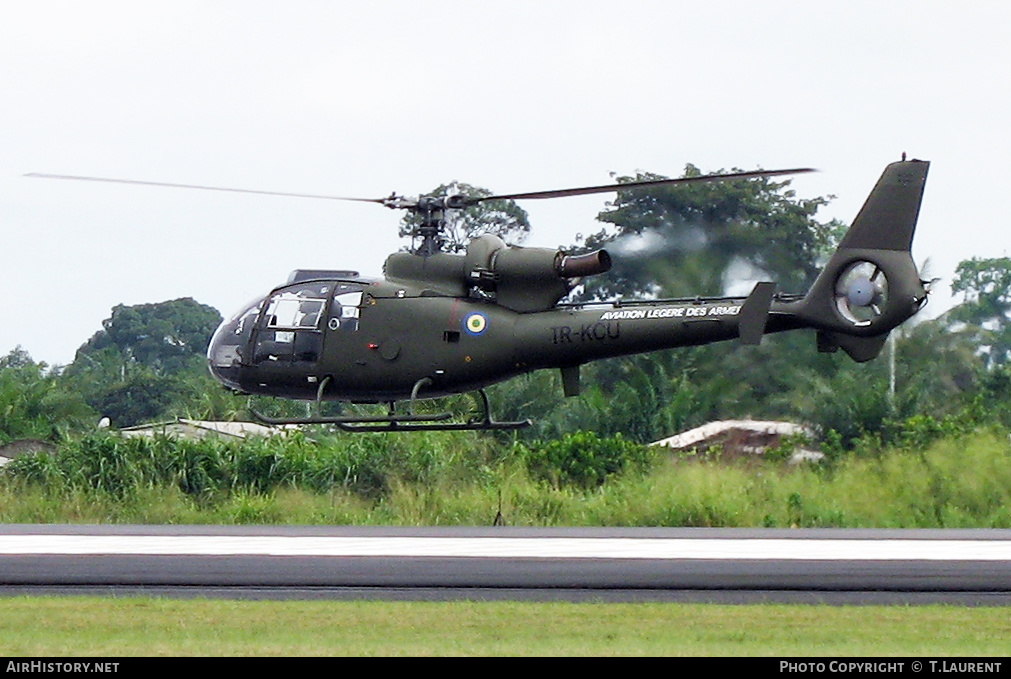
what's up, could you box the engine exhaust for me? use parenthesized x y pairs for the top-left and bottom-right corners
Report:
(556, 250), (612, 278)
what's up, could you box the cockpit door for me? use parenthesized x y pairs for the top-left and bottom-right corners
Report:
(252, 282), (331, 364)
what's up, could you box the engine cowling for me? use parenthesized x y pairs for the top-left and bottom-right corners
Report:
(383, 234), (612, 312)
(468, 235), (611, 312)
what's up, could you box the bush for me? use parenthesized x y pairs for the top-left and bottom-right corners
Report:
(517, 431), (655, 489)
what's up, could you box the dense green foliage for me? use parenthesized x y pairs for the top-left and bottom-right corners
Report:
(72, 297), (222, 374)
(517, 431), (654, 489)
(951, 256), (1011, 368)
(59, 298), (223, 427)
(0, 348), (93, 443)
(2, 430), (503, 502)
(4, 428), (1011, 528)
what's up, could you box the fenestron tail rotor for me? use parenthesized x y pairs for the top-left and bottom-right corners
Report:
(834, 260), (889, 326)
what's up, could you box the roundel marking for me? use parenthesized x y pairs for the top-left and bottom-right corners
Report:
(463, 312), (488, 336)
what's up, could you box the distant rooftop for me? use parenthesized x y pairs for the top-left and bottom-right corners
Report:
(651, 420), (820, 462)
(0, 438), (57, 464)
(119, 418), (294, 440)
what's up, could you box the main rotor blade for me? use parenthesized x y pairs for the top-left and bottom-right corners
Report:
(25, 173), (390, 204)
(467, 167), (816, 204)
(27, 167), (816, 211)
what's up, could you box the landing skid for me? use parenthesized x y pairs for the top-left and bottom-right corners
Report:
(249, 380), (530, 432)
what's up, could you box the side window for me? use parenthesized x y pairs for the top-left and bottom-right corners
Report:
(329, 290), (363, 332)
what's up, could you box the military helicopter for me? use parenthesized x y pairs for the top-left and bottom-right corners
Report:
(32, 159), (930, 431)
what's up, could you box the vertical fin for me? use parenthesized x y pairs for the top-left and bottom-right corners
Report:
(838, 160), (929, 251)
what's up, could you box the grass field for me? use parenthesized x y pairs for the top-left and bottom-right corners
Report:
(3, 430), (1011, 528)
(1, 598), (1009, 656)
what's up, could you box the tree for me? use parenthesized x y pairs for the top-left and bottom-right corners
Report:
(576, 165), (844, 300)
(73, 298), (222, 375)
(0, 348), (94, 442)
(891, 316), (980, 414)
(951, 257), (1011, 367)
(398, 182), (530, 253)
(63, 299), (224, 427)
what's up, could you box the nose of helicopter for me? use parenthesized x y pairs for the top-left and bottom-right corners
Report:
(206, 298), (262, 391)
(206, 320), (244, 391)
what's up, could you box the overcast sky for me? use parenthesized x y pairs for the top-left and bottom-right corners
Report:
(2, 1), (1008, 366)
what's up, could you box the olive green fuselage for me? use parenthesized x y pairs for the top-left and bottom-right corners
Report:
(223, 288), (780, 402)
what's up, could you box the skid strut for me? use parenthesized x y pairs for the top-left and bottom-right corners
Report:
(249, 376), (530, 431)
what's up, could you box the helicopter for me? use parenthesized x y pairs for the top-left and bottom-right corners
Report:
(32, 159), (930, 431)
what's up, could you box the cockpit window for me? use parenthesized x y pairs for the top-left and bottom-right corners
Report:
(263, 283), (330, 330)
(266, 297), (323, 329)
(232, 300), (262, 336)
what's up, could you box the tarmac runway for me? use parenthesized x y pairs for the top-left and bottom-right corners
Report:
(2, 525), (1010, 604)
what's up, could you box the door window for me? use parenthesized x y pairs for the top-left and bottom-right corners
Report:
(254, 282), (332, 363)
